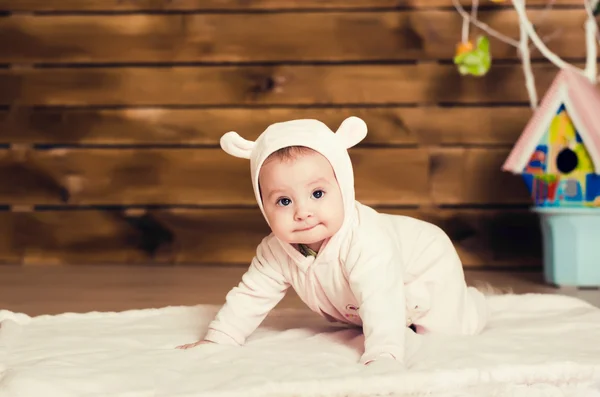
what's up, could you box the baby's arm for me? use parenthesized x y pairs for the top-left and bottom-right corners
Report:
(346, 233), (408, 366)
(181, 240), (290, 347)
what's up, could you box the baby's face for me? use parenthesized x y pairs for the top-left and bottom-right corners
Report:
(258, 151), (344, 249)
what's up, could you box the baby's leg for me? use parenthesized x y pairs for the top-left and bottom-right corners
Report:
(403, 222), (489, 336)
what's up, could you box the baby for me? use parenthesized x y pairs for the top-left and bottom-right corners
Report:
(177, 117), (489, 366)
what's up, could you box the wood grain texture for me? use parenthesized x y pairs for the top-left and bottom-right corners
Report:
(0, 147), (529, 206)
(430, 147), (530, 205)
(0, 9), (587, 63)
(0, 0), (583, 12)
(0, 148), (430, 206)
(6, 208), (541, 267)
(0, 1), (561, 270)
(0, 212), (19, 264)
(0, 63), (563, 106)
(0, 106), (532, 146)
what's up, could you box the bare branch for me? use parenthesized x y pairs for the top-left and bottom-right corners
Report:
(583, 0), (600, 43)
(530, 28), (562, 53)
(527, 0), (561, 52)
(520, 22), (538, 109)
(452, 0), (520, 47)
(453, 0), (539, 107)
(511, 0), (588, 78)
(583, 0), (599, 82)
(535, 0), (557, 24)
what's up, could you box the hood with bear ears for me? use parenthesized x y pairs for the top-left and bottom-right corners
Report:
(219, 116), (367, 264)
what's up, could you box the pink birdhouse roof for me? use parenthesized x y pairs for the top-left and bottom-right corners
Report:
(502, 67), (600, 174)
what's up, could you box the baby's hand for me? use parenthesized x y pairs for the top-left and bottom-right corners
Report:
(364, 354), (406, 372)
(176, 340), (214, 349)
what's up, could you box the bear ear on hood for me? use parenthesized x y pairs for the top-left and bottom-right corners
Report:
(220, 131), (255, 159)
(335, 116), (367, 149)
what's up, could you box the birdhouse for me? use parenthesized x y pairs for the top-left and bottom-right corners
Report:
(502, 68), (600, 207)
(502, 68), (600, 288)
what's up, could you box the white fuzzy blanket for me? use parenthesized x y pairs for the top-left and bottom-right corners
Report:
(1, 293), (600, 397)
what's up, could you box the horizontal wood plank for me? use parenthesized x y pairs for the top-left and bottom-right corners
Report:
(0, 212), (19, 264)
(0, 0), (583, 12)
(0, 106), (533, 146)
(0, 148), (529, 206)
(0, 9), (587, 63)
(0, 148), (431, 206)
(0, 63), (563, 106)
(431, 147), (530, 205)
(8, 208), (541, 267)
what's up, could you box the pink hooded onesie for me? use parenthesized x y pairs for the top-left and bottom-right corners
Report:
(205, 116), (489, 365)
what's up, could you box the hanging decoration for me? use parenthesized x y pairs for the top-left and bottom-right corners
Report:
(453, 36), (492, 76)
(452, 0), (600, 109)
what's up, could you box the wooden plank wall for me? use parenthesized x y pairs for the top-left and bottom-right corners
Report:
(0, 0), (589, 267)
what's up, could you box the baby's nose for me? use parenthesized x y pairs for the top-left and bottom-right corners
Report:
(294, 208), (313, 221)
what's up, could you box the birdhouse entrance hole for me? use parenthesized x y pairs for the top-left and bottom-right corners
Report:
(556, 148), (579, 174)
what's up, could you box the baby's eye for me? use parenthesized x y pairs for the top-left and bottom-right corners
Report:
(277, 197), (292, 206)
(312, 190), (325, 199)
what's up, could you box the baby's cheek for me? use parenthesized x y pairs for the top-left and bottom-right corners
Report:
(327, 203), (344, 229)
(271, 217), (294, 241)
(263, 210), (276, 226)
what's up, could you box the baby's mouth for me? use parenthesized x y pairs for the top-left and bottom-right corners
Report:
(296, 224), (318, 232)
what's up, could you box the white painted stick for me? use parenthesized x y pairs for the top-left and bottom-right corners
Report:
(451, 0), (520, 47)
(511, 0), (588, 78)
(583, 0), (599, 83)
(585, 18), (598, 83)
(453, 0), (538, 108)
(520, 22), (538, 108)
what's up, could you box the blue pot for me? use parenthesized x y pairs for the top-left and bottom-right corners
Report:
(533, 207), (600, 287)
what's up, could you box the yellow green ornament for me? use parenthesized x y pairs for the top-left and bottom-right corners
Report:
(453, 36), (492, 77)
